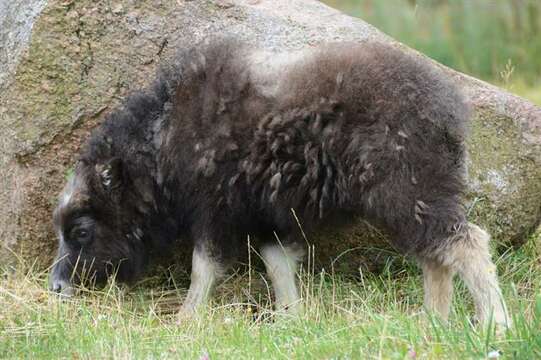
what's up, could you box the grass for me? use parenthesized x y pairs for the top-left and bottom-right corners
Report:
(500, 79), (541, 106)
(323, 0), (541, 106)
(1, 232), (540, 359)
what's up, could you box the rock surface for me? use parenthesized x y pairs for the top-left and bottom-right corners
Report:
(1, 0), (540, 272)
(0, 0), (48, 89)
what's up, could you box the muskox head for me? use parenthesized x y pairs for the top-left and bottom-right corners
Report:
(49, 158), (147, 295)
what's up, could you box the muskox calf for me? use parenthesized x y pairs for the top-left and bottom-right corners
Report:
(50, 38), (509, 327)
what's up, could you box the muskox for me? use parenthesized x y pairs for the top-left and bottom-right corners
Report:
(50, 37), (509, 327)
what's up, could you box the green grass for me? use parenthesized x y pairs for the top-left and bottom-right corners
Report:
(500, 79), (541, 106)
(1, 233), (540, 359)
(323, 0), (541, 106)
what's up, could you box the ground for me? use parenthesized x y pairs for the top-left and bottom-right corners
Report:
(1, 232), (540, 359)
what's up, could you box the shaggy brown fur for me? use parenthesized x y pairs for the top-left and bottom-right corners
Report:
(50, 37), (509, 326)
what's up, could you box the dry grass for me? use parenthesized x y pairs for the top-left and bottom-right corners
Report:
(1, 234), (540, 359)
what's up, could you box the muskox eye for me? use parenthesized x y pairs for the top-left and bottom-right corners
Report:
(69, 227), (93, 245)
(74, 229), (88, 238)
(66, 216), (95, 245)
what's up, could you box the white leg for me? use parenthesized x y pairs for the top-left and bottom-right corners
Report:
(420, 258), (455, 321)
(260, 243), (304, 313)
(181, 246), (223, 314)
(439, 223), (510, 328)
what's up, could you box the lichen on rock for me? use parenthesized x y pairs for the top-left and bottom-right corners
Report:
(467, 109), (541, 246)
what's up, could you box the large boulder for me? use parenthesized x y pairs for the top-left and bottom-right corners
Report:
(1, 0), (540, 272)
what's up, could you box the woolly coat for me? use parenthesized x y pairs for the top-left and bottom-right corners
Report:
(60, 38), (469, 279)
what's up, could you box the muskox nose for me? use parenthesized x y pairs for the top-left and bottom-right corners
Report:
(50, 278), (75, 297)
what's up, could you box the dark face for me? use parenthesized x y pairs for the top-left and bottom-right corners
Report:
(49, 159), (146, 296)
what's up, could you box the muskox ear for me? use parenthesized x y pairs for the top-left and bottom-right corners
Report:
(95, 158), (123, 192)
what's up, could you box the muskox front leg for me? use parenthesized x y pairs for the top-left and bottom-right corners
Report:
(260, 243), (305, 313)
(181, 246), (224, 314)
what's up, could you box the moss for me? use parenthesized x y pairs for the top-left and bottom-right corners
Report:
(10, 0), (96, 153)
(466, 109), (541, 246)
(8, 0), (180, 155)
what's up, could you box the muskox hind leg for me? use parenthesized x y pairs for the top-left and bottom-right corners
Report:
(423, 223), (510, 328)
(419, 258), (456, 321)
(181, 245), (224, 314)
(260, 243), (305, 313)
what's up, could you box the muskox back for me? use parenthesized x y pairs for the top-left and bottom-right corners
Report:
(157, 39), (468, 256)
(50, 38), (509, 327)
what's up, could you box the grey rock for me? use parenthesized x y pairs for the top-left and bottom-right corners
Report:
(0, 0), (539, 271)
(0, 0), (48, 89)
